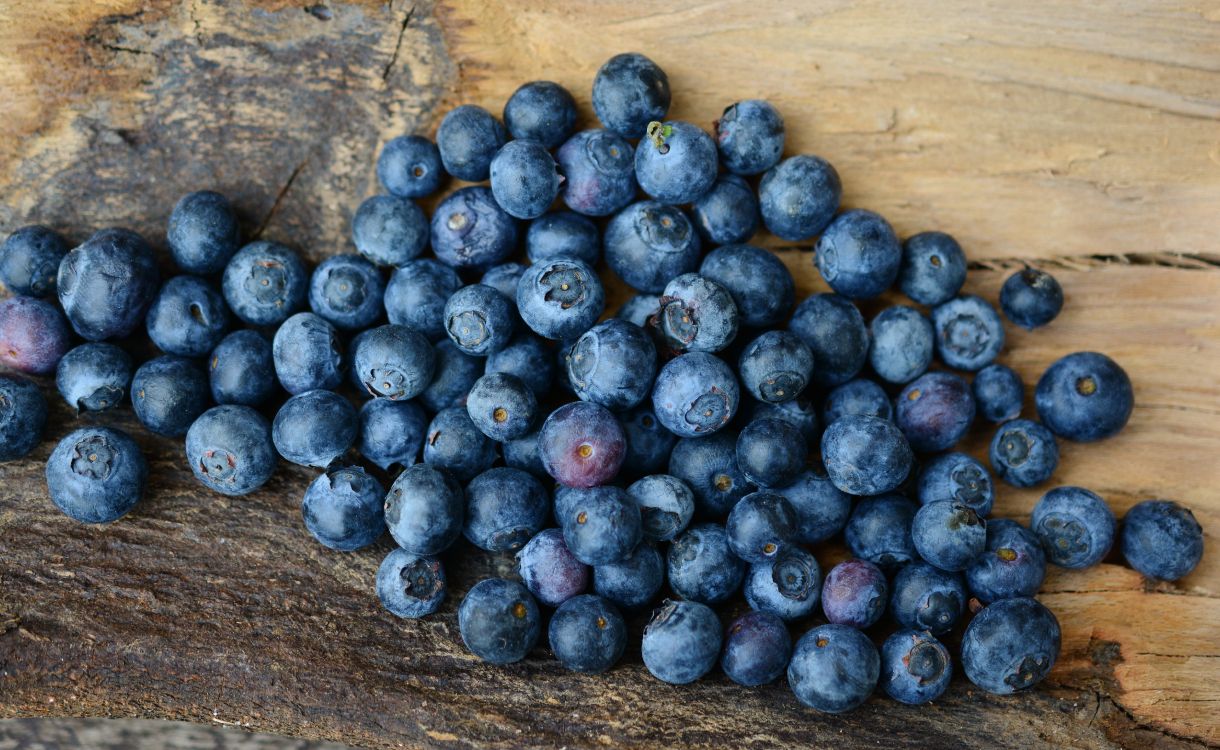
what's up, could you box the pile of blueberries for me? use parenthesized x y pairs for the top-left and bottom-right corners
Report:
(0, 51), (1206, 712)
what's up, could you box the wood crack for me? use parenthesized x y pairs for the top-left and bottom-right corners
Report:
(252, 160), (307, 240)
(382, 4), (415, 81)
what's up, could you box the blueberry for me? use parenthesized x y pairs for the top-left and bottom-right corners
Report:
(503, 428), (546, 479)
(351, 323), (435, 401)
(748, 395), (821, 442)
(207, 330), (276, 407)
(822, 415), (913, 496)
(221, 240), (307, 327)
(1036, 351), (1133, 442)
(593, 541), (665, 611)
(458, 578), (541, 665)
(869, 305), (933, 384)
(966, 519), (1047, 602)
(917, 452), (994, 516)
(823, 378), (892, 425)
(667, 523), (746, 604)
(525, 211), (599, 266)
(55, 343), (131, 413)
(480, 263), (528, 307)
(657, 273), (739, 354)
(890, 561), (966, 635)
(821, 559), (888, 628)
(566, 318), (657, 410)
(880, 630), (952, 705)
(620, 403), (678, 478)
(420, 339), (482, 413)
(699, 244), (798, 331)
(714, 99), (784, 176)
(503, 80), (577, 148)
(896, 371), (976, 453)
(549, 594), (627, 674)
(652, 352), (740, 439)
(989, 418), (1059, 488)
(727, 491), (798, 563)
(352, 194), (429, 268)
(430, 186), (518, 271)
(815, 209), (902, 300)
(0, 296), (70, 374)
(308, 254), (385, 330)
(463, 467), (548, 552)
(558, 485), (642, 566)
(736, 418), (806, 489)
(358, 398), (425, 471)
(464, 372), (536, 442)
(788, 624), (880, 714)
(744, 546), (821, 621)
(272, 312), (344, 395)
(131, 355), (210, 437)
(377, 135), (443, 199)
(604, 201), (701, 294)
(758, 155), (842, 241)
(441, 285), (514, 357)
(898, 231), (967, 307)
(46, 426), (147, 524)
(384, 259), (462, 341)
(517, 528), (589, 607)
(0, 374), (47, 461)
(165, 191), (241, 274)
(301, 466), (385, 551)
(555, 129), (637, 217)
(1001, 267), (1063, 329)
(634, 120), (717, 204)
(772, 469), (851, 544)
(422, 406), (498, 483)
(1121, 500), (1204, 581)
(384, 463), (464, 555)
(145, 275), (230, 357)
(516, 258), (605, 341)
(690, 175), (759, 246)
(376, 548), (446, 618)
(722, 611), (792, 687)
(185, 405), (276, 496)
(788, 293), (868, 387)
(845, 495), (918, 568)
(973, 363), (1024, 423)
(0, 225), (67, 297)
(436, 104), (507, 182)
(539, 401), (626, 488)
(931, 295), (1005, 372)
(627, 474), (695, 542)
(1032, 485), (1116, 569)
(484, 333), (555, 398)
(272, 389), (356, 468)
(592, 52), (671, 139)
(912, 500), (987, 571)
(642, 599), (721, 685)
(961, 597), (1060, 695)
(668, 431), (753, 519)
(488, 140), (562, 220)
(737, 331), (813, 405)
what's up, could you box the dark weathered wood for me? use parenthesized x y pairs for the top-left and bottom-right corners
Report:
(0, 718), (355, 749)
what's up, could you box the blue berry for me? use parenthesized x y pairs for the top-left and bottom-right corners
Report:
(272, 389), (356, 468)
(384, 259), (461, 341)
(56, 343), (132, 413)
(526, 211), (599, 266)
(466, 372), (537, 441)
(352, 323), (435, 400)
(1121, 500), (1204, 581)
(738, 331), (813, 405)
(634, 120), (717, 205)
(869, 305), (933, 384)
(736, 418), (806, 489)
(481, 263), (528, 304)
(821, 559), (888, 628)
(358, 398), (425, 471)
(966, 519), (1047, 602)
(891, 562), (966, 635)
(207, 330), (275, 407)
(788, 293), (868, 387)
(436, 104), (507, 182)
(592, 52), (670, 139)
(46, 427), (147, 524)
(788, 624), (879, 714)
(539, 401), (626, 488)
(690, 175), (759, 246)
(772, 469), (851, 544)
(701, 245), (794, 331)
(620, 403), (677, 477)
(146, 275), (229, 357)
(721, 611), (792, 687)
(823, 378), (892, 425)
(1035, 351), (1133, 442)
(667, 523), (745, 604)
(657, 273), (739, 354)
(221, 240), (307, 327)
(377, 135), (443, 199)
(931, 295), (1005, 372)
(0, 374), (47, 461)
(758, 155), (842, 241)
(604, 201), (700, 294)
(845, 494), (918, 568)
(1031, 485), (1116, 569)
(896, 371), (976, 453)
(714, 99), (784, 176)
(308, 254), (385, 330)
(627, 474), (695, 542)
(485, 333), (555, 398)
(167, 191), (240, 275)
(385, 463), (464, 555)
(517, 528), (589, 607)
(558, 485), (642, 566)
(0, 296), (69, 375)
(822, 415), (913, 496)
(990, 418), (1059, 488)
(880, 630), (952, 705)
(566, 318), (657, 410)
(555, 129), (636, 217)
(131, 356), (210, 437)
(898, 231), (966, 307)
(668, 430), (753, 519)
(918, 451), (994, 516)
(973, 363), (1024, 423)
(593, 542), (665, 610)
(58, 228), (159, 341)
(301, 466), (385, 551)
(272, 312), (343, 395)
(0, 225), (67, 297)
(652, 352), (740, 439)
(816, 209), (902, 300)
(912, 500), (987, 571)
(444, 284), (516, 356)
(747, 390), (825, 441)
(1001, 267), (1063, 329)
(516, 258), (605, 341)
(489, 140), (562, 220)
(503, 428), (546, 479)
(961, 597), (1060, 695)
(549, 594), (627, 674)
(503, 80), (577, 148)
(744, 546), (821, 621)
(351, 194), (428, 268)
(376, 549), (446, 618)
(458, 578), (541, 665)
(727, 491), (798, 563)
(186, 405), (276, 495)
(464, 467), (549, 552)
(420, 339), (482, 413)
(430, 186), (518, 271)
(641, 599), (721, 685)
(422, 406), (497, 483)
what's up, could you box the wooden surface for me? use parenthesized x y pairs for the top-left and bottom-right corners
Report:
(0, 1), (1218, 748)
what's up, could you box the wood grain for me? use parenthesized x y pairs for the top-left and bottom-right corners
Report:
(0, 1), (1218, 748)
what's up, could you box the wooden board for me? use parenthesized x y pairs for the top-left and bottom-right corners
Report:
(1, 1), (1218, 748)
